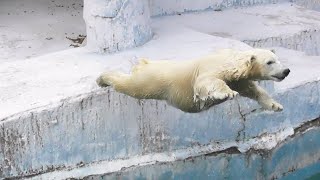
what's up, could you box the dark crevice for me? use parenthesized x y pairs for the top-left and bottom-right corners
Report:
(236, 99), (246, 142)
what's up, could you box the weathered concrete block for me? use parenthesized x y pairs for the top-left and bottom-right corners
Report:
(156, 3), (320, 56)
(244, 29), (320, 56)
(293, 0), (320, 11)
(83, 0), (153, 53)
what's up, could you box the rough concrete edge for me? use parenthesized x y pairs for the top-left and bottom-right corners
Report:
(243, 29), (320, 56)
(149, 0), (288, 17)
(1, 76), (317, 124)
(0, 79), (305, 126)
(292, 0), (320, 11)
(0, 89), (106, 123)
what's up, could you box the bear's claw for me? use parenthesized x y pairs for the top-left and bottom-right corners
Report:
(227, 91), (239, 100)
(209, 90), (238, 101)
(263, 101), (283, 112)
(194, 90), (239, 103)
(271, 102), (283, 112)
(209, 92), (227, 100)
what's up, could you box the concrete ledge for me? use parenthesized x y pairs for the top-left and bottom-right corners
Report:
(149, 0), (289, 17)
(244, 29), (320, 56)
(293, 0), (320, 11)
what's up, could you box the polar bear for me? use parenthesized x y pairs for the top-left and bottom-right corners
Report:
(96, 49), (290, 113)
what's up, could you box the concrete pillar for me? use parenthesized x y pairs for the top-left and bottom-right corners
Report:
(83, 0), (152, 53)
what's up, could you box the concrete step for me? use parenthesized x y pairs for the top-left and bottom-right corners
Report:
(154, 3), (320, 55)
(1, 2), (320, 179)
(294, 0), (320, 11)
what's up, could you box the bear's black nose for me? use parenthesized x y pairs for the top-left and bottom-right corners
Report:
(283, 69), (290, 76)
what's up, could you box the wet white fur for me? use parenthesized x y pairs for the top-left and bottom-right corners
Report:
(97, 49), (288, 112)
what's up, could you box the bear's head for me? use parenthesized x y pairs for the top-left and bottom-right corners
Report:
(247, 49), (290, 82)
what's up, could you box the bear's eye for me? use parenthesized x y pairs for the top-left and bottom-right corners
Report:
(267, 61), (274, 65)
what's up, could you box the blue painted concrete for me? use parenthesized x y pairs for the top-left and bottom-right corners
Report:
(87, 126), (320, 180)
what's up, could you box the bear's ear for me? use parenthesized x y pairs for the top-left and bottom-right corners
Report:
(245, 55), (256, 67)
(270, 49), (276, 54)
(250, 55), (256, 63)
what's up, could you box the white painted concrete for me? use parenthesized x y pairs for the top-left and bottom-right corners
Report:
(83, 0), (152, 53)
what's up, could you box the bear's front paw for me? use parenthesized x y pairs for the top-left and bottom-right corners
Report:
(264, 101), (283, 112)
(271, 102), (283, 112)
(209, 90), (238, 100)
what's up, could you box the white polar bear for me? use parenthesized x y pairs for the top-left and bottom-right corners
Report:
(96, 49), (290, 113)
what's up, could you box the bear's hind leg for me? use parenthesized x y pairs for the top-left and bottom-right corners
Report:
(97, 71), (149, 99)
(96, 71), (130, 88)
